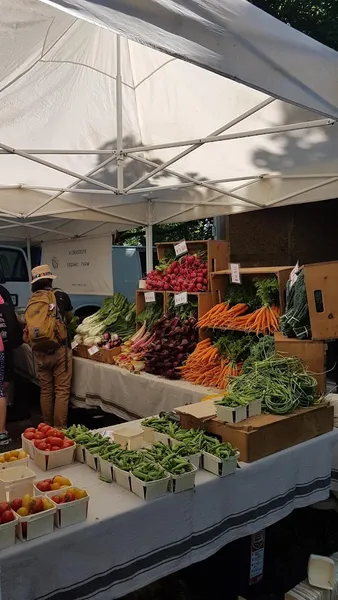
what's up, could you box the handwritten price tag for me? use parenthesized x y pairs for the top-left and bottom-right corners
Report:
(174, 240), (188, 257)
(175, 292), (188, 306)
(88, 345), (99, 356)
(230, 263), (241, 285)
(144, 291), (156, 303)
(71, 341), (78, 350)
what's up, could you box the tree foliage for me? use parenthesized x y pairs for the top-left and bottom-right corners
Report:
(124, 1), (336, 246)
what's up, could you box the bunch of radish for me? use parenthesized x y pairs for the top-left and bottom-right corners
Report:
(146, 254), (208, 292)
(144, 313), (198, 379)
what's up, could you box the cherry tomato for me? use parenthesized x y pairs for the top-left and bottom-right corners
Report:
(23, 432), (35, 440)
(34, 431), (45, 441)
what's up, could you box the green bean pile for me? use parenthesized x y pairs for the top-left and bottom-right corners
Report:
(112, 450), (146, 471)
(226, 354), (319, 415)
(204, 441), (238, 460)
(131, 462), (167, 482)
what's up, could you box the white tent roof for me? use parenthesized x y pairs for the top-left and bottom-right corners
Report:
(0, 0), (338, 242)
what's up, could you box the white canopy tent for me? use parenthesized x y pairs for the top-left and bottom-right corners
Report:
(1, 0), (338, 271)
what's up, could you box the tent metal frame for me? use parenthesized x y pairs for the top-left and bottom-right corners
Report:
(0, 35), (337, 271)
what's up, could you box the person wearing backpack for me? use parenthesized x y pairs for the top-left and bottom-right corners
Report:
(25, 265), (73, 428)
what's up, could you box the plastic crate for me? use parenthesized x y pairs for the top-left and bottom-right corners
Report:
(21, 434), (35, 458)
(98, 457), (114, 483)
(15, 503), (56, 542)
(216, 404), (247, 424)
(0, 512), (18, 550)
(84, 448), (99, 471)
(113, 428), (144, 450)
(247, 400), (262, 418)
(114, 466), (131, 491)
(0, 466), (36, 503)
(168, 465), (197, 493)
(33, 477), (73, 496)
(33, 445), (75, 471)
(202, 451), (239, 477)
(130, 472), (170, 500)
(75, 445), (86, 463)
(48, 488), (89, 528)
(141, 425), (155, 444)
(0, 448), (29, 469)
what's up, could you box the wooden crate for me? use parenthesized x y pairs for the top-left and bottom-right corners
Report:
(304, 261), (338, 340)
(176, 404), (333, 463)
(274, 332), (327, 394)
(156, 240), (230, 291)
(210, 266), (292, 314)
(135, 290), (166, 330)
(166, 291), (213, 323)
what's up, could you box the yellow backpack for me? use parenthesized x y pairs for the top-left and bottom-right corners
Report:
(25, 290), (67, 351)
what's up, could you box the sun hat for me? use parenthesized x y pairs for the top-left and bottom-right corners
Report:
(31, 264), (57, 285)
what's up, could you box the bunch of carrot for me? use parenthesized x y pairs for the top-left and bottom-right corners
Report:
(197, 303), (280, 335)
(179, 338), (242, 390)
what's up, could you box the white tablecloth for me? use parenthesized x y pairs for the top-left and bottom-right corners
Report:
(1, 427), (337, 600)
(71, 357), (215, 419)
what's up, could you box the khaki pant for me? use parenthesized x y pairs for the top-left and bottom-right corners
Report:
(35, 347), (72, 428)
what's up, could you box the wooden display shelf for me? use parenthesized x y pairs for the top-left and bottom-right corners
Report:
(165, 291), (213, 323)
(176, 403), (333, 463)
(156, 239), (230, 291)
(274, 332), (327, 394)
(135, 290), (166, 330)
(211, 266), (292, 314)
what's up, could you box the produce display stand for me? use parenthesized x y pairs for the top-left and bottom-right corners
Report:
(156, 239), (230, 290)
(210, 266), (292, 313)
(2, 421), (337, 600)
(304, 261), (338, 340)
(176, 402), (334, 462)
(135, 290), (166, 328)
(274, 332), (327, 394)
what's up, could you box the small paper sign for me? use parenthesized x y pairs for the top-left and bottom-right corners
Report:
(289, 261), (299, 288)
(175, 291), (188, 306)
(230, 263), (241, 284)
(174, 240), (188, 257)
(71, 341), (78, 350)
(144, 291), (156, 303)
(88, 345), (99, 356)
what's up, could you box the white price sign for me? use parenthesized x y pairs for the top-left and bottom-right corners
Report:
(230, 263), (241, 284)
(174, 240), (188, 257)
(174, 291), (188, 306)
(144, 291), (156, 303)
(71, 340), (78, 350)
(88, 345), (99, 356)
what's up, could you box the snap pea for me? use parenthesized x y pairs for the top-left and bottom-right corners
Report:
(205, 441), (238, 459)
(132, 461), (167, 482)
(160, 455), (193, 475)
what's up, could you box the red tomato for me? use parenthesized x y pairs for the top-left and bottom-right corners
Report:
(46, 428), (57, 437)
(0, 502), (10, 515)
(51, 445), (61, 451)
(23, 431), (35, 440)
(37, 423), (48, 431)
(45, 444), (52, 451)
(24, 427), (36, 434)
(62, 440), (74, 448)
(51, 495), (62, 504)
(10, 498), (22, 512)
(64, 492), (75, 503)
(36, 441), (48, 452)
(1, 510), (15, 524)
(41, 425), (52, 436)
(34, 431), (45, 440)
(53, 430), (64, 440)
(46, 437), (63, 447)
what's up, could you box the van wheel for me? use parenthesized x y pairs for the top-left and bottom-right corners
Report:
(74, 306), (100, 322)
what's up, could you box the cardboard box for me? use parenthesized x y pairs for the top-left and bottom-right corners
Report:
(304, 261), (338, 340)
(176, 404), (333, 463)
(274, 332), (327, 394)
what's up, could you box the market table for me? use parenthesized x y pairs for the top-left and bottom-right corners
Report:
(1, 424), (337, 600)
(71, 357), (215, 419)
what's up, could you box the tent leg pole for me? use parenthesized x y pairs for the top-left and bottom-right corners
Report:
(26, 238), (32, 281)
(116, 35), (124, 192)
(145, 225), (153, 274)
